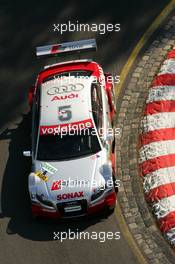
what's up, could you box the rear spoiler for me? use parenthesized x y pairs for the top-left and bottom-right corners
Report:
(36, 39), (97, 57)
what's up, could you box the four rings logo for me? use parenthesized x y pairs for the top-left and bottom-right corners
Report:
(47, 83), (84, 95)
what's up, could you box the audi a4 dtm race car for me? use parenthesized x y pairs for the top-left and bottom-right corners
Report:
(24, 39), (118, 219)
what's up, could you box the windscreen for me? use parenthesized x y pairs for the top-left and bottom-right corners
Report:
(37, 128), (101, 161)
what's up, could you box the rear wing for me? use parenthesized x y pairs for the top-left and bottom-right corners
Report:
(36, 39), (97, 57)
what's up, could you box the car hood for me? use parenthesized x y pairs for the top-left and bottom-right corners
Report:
(29, 150), (112, 202)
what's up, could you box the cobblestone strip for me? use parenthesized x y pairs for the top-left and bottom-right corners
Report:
(116, 13), (175, 264)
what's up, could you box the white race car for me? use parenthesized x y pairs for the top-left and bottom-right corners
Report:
(24, 39), (118, 219)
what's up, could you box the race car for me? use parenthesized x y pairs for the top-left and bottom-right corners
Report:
(24, 39), (117, 219)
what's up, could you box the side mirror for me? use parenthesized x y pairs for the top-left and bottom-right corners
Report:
(23, 150), (32, 157)
(106, 132), (114, 142)
(103, 134), (114, 146)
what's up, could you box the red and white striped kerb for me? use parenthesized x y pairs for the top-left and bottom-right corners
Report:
(139, 47), (175, 246)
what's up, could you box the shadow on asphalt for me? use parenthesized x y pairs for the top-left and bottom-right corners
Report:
(0, 113), (112, 241)
(0, 0), (169, 128)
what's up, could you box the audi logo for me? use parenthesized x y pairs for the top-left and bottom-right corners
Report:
(47, 83), (84, 95)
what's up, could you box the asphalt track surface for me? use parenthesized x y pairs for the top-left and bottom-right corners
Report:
(0, 1), (171, 264)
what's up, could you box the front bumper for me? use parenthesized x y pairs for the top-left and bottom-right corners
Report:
(31, 191), (116, 219)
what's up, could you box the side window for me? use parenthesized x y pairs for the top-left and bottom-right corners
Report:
(91, 83), (103, 135)
(32, 87), (40, 155)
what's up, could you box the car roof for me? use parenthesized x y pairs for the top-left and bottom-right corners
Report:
(40, 76), (94, 128)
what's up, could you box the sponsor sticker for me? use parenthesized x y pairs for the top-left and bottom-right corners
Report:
(35, 171), (48, 182)
(57, 191), (84, 200)
(98, 65), (105, 86)
(51, 179), (90, 190)
(51, 180), (62, 191)
(41, 162), (57, 174)
(40, 119), (93, 135)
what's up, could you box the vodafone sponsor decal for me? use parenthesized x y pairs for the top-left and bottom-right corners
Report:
(139, 47), (175, 247)
(40, 118), (93, 135)
(57, 191), (84, 200)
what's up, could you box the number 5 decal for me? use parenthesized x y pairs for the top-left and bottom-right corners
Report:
(58, 105), (72, 121)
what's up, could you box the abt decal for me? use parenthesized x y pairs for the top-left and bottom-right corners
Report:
(51, 93), (79, 101)
(51, 179), (90, 190)
(51, 180), (62, 191)
(47, 84), (84, 95)
(57, 191), (84, 200)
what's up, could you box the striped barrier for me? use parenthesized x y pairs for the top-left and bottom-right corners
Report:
(139, 47), (175, 246)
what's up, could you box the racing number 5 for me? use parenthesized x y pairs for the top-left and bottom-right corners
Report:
(58, 105), (72, 121)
